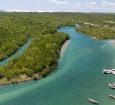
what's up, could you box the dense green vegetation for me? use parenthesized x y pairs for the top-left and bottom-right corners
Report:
(76, 13), (115, 39)
(77, 24), (115, 39)
(0, 12), (70, 83)
(0, 12), (115, 84)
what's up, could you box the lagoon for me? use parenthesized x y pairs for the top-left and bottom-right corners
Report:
(0, 26), (115, 105)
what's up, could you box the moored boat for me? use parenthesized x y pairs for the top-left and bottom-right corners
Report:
(103, 69), (112, 74)
(109, 83), (115, 89)
(88, 98), (99, 104)
(109, 95), (115, 99)
(111, 71), (115, 74)
(103, 69), (115, 74)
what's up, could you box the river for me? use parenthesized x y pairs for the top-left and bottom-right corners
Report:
(0, 38), (32, 66)
(0, 26), (115, 105)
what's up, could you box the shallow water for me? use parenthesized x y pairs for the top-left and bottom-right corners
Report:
(0, 26), (115, 105)
(0, 38), (32, 66)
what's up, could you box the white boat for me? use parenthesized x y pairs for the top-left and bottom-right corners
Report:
(88, 98), (99, 104)
(103, 69), (112, 74)
(112, 69), (115, 71)
(109, 83), (115, 87)
(109, 95), (115, 99)
(109, 83), (115, 89)
(112, 71), (115, 74)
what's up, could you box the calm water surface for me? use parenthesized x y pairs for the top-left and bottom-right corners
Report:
(0, 26), (115, 105)
(0, 38), (32, 66)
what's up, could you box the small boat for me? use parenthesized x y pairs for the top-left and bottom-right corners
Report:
(103, 69), (112, 74)
(88, 98), (99, 104)
(109, 95), (115, 99)
(112, 69), (115, 71)
(112, 71), (115, 74)
(109, 83), (115, 87)
(109, 83), (115, 89)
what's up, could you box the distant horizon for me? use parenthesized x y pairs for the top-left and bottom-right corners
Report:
(0, 0), (115, 13)
(0, 10), (115, 14)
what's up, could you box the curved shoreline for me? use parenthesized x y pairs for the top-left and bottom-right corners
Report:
(60, 40), (70, 57)
(0, 36), (69, 86)
(1, 25), (114, 86)
(0, 37), (31, 62)
(0, 38), (32, 67)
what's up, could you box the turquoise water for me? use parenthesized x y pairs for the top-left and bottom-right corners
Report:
(0, 38), (32, 66)
(0, 26), (115, 105)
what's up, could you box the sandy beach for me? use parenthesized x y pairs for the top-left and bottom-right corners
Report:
(60, 40), (70, 57)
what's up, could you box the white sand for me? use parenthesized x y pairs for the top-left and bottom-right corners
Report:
(60, 40), (70, 57)
(107, 40), (115, 48)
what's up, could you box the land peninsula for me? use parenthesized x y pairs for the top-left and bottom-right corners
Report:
(0, 12), (115, 85)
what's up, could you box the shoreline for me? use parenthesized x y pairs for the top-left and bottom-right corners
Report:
(60, 40), (70, 57)
(0, 37), (31, 62)
(0, 38), (69, 86)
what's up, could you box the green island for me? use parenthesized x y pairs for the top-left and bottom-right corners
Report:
(0, 12), (115, 85)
